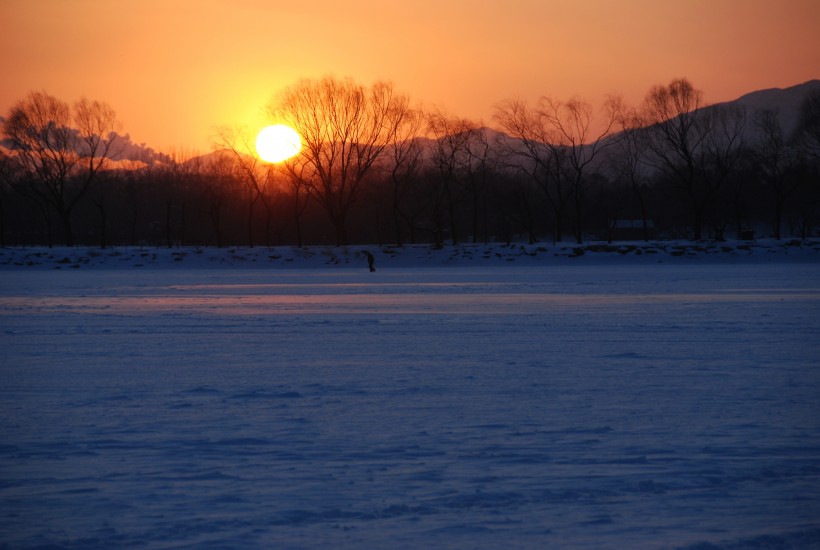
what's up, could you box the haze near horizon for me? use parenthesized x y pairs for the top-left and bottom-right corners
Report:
(3, 0), (819, 152)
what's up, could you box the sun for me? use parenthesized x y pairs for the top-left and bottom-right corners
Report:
(255, 124), (301, 163)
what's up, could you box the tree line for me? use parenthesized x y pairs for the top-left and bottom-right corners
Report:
(1, 77), (819, 248)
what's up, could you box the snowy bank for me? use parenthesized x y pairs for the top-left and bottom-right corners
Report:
(1, 239), (818, 270)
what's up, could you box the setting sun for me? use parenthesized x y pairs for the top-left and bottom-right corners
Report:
(256, 124), (301, 163)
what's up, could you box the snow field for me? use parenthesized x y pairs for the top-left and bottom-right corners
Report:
(1, 260), (819, 549)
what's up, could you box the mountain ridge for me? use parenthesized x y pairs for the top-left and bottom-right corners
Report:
(718, 79), (820, 135)
(170, 79), (820, 167)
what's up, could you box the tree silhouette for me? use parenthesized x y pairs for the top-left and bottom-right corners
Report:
(642, 79), (746, 240)
(384, 102), (426, 246)
(539, 95), (621, 243)
(2, 91), (120, 245)
(611, 104), (653, 240)
(0, 82), (816, 247)
(269, 76), (413, 245)
(750, 108), (802, 239)
(214, 125), (278, 247)
(795, 89), (820, 161)
(494, 99), (571, 243)
(427, 111), (482, 245)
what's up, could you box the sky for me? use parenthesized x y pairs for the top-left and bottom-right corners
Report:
(3, 0), (819, 153)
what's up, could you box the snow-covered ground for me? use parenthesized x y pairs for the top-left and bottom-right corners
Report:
(0, 238), (818, 270)
(1, 242), (819, 549)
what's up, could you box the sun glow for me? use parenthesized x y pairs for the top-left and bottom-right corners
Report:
(255, 124), (301, 163)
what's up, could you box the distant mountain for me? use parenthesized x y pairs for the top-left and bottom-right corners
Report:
(127, 80), (820, 169)
(482, 80), (820, 162)
(717, 79), (820, 137)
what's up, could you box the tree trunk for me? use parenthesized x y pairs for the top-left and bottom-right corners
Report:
(693, 207), (704, 241)
(0, 197), (5, 248)
(392, 203), (404, 247)
(331, 214), (349, 246)
(553, 209), (563, 244)
(246, 199), (255, 248)
(574, 187), (584, 244)
(774, 188), (784, 240)
(209, 203), (223, 247)
(95, 197), (107, 248)
(61, 209), (75, 247)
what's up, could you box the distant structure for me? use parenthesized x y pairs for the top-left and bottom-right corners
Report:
(608, 219), (655, 242)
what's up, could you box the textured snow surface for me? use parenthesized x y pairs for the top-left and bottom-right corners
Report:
(1, 255), (819, 549)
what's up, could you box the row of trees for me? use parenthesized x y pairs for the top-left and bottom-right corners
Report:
(1, 77), (819, 248)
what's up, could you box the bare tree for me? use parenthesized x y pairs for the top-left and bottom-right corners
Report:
(643, 79), (707, 239)
(792, 90), (820, 237)
(491, 170), (541, 244)
(540, 95), (621, 243)
(462, 127), (496, 243)
(0, 147), (23, 247)
(278, 159), (313, 247)
(612, 104), (653, 240)
(749, 108), (800, 239)
(703, 104), (747, 240)
(150, 148), (200, 247)
(2, 91), (120, 245)
(213, 125), (279, 247)
(642, 78), (746, 240)
(384, 101), (426, 246)
(494, 99), (570, 242)
(269, 76), (413, 245)
(795, 89), (820, 161)
(201, 151), (241, 247)
(427, 110), (478, 244)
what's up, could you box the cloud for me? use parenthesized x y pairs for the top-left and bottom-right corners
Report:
(110, 132), (171, 165)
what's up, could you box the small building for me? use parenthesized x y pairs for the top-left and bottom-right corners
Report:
(608, 219), (655, 241)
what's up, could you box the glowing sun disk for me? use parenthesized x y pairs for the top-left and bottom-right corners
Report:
(256, 124), (301, 163)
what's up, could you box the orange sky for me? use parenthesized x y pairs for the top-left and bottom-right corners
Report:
(3, 0), (819, 153)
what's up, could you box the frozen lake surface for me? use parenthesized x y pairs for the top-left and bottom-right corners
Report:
(2, 259), (820, 548)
